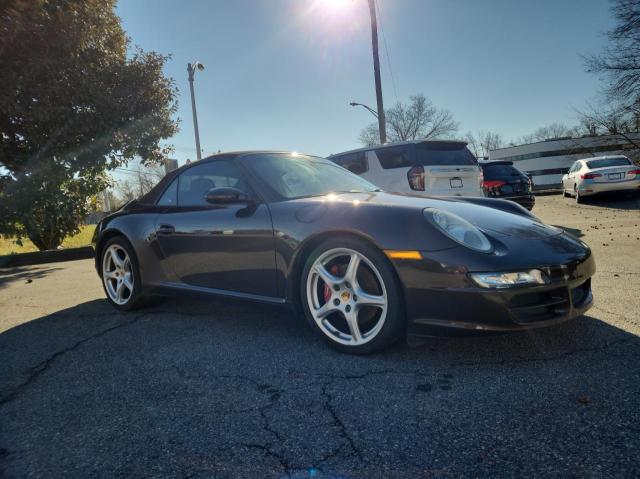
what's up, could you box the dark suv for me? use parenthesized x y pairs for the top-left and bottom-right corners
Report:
(479, 160), (535, 210)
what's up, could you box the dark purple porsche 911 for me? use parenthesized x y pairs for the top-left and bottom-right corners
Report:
(94, 151), (595, 354)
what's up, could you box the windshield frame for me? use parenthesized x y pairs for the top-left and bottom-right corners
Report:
(238, 152), (381, 202)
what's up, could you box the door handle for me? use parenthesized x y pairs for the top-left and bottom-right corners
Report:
(157, 224), (175, 235)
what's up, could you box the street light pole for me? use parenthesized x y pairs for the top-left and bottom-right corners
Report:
(349, 101), (378, 119)
(367, 0), (386, 144)
(187, 61), (205, 161)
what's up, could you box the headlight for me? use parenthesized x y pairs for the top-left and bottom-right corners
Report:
(470, 270), (550, 289)
(424, 208), (492, 253)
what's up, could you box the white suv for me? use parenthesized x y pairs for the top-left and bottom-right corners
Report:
(329, 140), (484, 197)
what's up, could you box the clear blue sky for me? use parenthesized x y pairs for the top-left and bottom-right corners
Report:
(117, 0), (613, 164)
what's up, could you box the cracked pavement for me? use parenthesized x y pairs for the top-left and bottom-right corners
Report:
(1, 194), (639, 478)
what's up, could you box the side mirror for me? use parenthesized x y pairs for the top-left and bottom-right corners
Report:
(204, 187), (251, 204)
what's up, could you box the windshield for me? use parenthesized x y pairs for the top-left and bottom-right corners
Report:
(415, 142), (478, 166)
(586, 157), (631, 169)
(243, 153), (379, 200)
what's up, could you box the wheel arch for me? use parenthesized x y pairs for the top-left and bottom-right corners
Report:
(95, 228), (136, 275)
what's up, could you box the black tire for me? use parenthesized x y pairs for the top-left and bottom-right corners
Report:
(100, 236), (145, 311)
(575, 186), (584, 204)
(300, 236), (405, 355)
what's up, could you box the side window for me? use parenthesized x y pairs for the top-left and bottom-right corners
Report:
(177, 160), (249, 207)
(375, 147), (412, 169)
(332, 152), (368, 175)
(157, 178), (178, 206)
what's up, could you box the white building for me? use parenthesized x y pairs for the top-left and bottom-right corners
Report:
(489, 134), (640, 188)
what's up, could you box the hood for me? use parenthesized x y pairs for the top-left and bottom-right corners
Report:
(306, 191), (562, 241)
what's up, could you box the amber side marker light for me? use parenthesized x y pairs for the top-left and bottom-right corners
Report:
(384, 250), (422, 260)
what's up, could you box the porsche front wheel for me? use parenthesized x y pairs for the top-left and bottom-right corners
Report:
(301, 237), (405, 354)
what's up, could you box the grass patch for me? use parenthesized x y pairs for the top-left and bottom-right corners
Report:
(0, 225), (95, 255)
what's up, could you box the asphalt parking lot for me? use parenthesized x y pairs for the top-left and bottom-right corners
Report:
(1, 194), (639, 479)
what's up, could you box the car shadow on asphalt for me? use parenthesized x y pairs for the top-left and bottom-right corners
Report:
(2, 296), (638, 477)
(0, 266), (63, 290)
(1, 296), (637, 385)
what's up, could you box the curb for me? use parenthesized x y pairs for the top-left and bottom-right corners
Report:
(0, 246), (94, 268)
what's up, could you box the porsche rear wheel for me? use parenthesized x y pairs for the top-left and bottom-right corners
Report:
(101, 237), (144, 311)
(301, 237), (405, 354)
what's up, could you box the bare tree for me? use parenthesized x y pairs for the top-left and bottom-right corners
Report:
(575, 102), (640, 135)
(574, 102), (640, 157)
(584, 0), (640, 107)
(359, 124), (383, 148)
(464, 131), (505, 158)
(534, 123), (575, 141)
(512, 123), (576, 145)
(115, 180), (139, 204)
(113, 161), (166, 204)
(359, 94), (459, 146)
(512, 133), (537, 145)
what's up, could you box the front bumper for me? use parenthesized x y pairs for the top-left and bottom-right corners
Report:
(395, 250), (595, 337)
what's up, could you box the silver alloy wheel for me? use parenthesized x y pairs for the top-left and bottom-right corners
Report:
(102, 244), (134, 305)
(306, 248), (388, 346)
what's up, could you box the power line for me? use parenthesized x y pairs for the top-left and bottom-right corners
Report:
(375, 0), (399, 104)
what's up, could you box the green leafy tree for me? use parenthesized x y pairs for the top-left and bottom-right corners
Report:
(0, 0), (178, 250)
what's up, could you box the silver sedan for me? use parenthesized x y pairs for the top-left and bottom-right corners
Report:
(562, 155), (640, 203)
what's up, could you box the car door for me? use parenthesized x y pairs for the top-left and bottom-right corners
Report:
(563, 163), (574, 189)
(573, 161), (583, 186)
(153, 159), (279, 299)
(566, 162), (579, 188)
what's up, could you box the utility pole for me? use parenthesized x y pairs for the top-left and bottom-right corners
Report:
(187, 61), (205, 161)
(102, 189), (111, 212)
(136, 166), (144, 197)
(367, 0), (386, 144)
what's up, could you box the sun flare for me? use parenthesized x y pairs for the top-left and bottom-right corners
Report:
(312, 0), (358, 20)
(319, 0), (352, 13)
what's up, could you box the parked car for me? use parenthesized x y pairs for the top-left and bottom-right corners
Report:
(94, 151), (595, 355)
(562, 155), (640, 203)
(329, 140), (484, 198)
(478, 160), (535, 210)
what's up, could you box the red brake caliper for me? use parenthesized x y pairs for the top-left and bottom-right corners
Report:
(323, 265), (340, 303)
